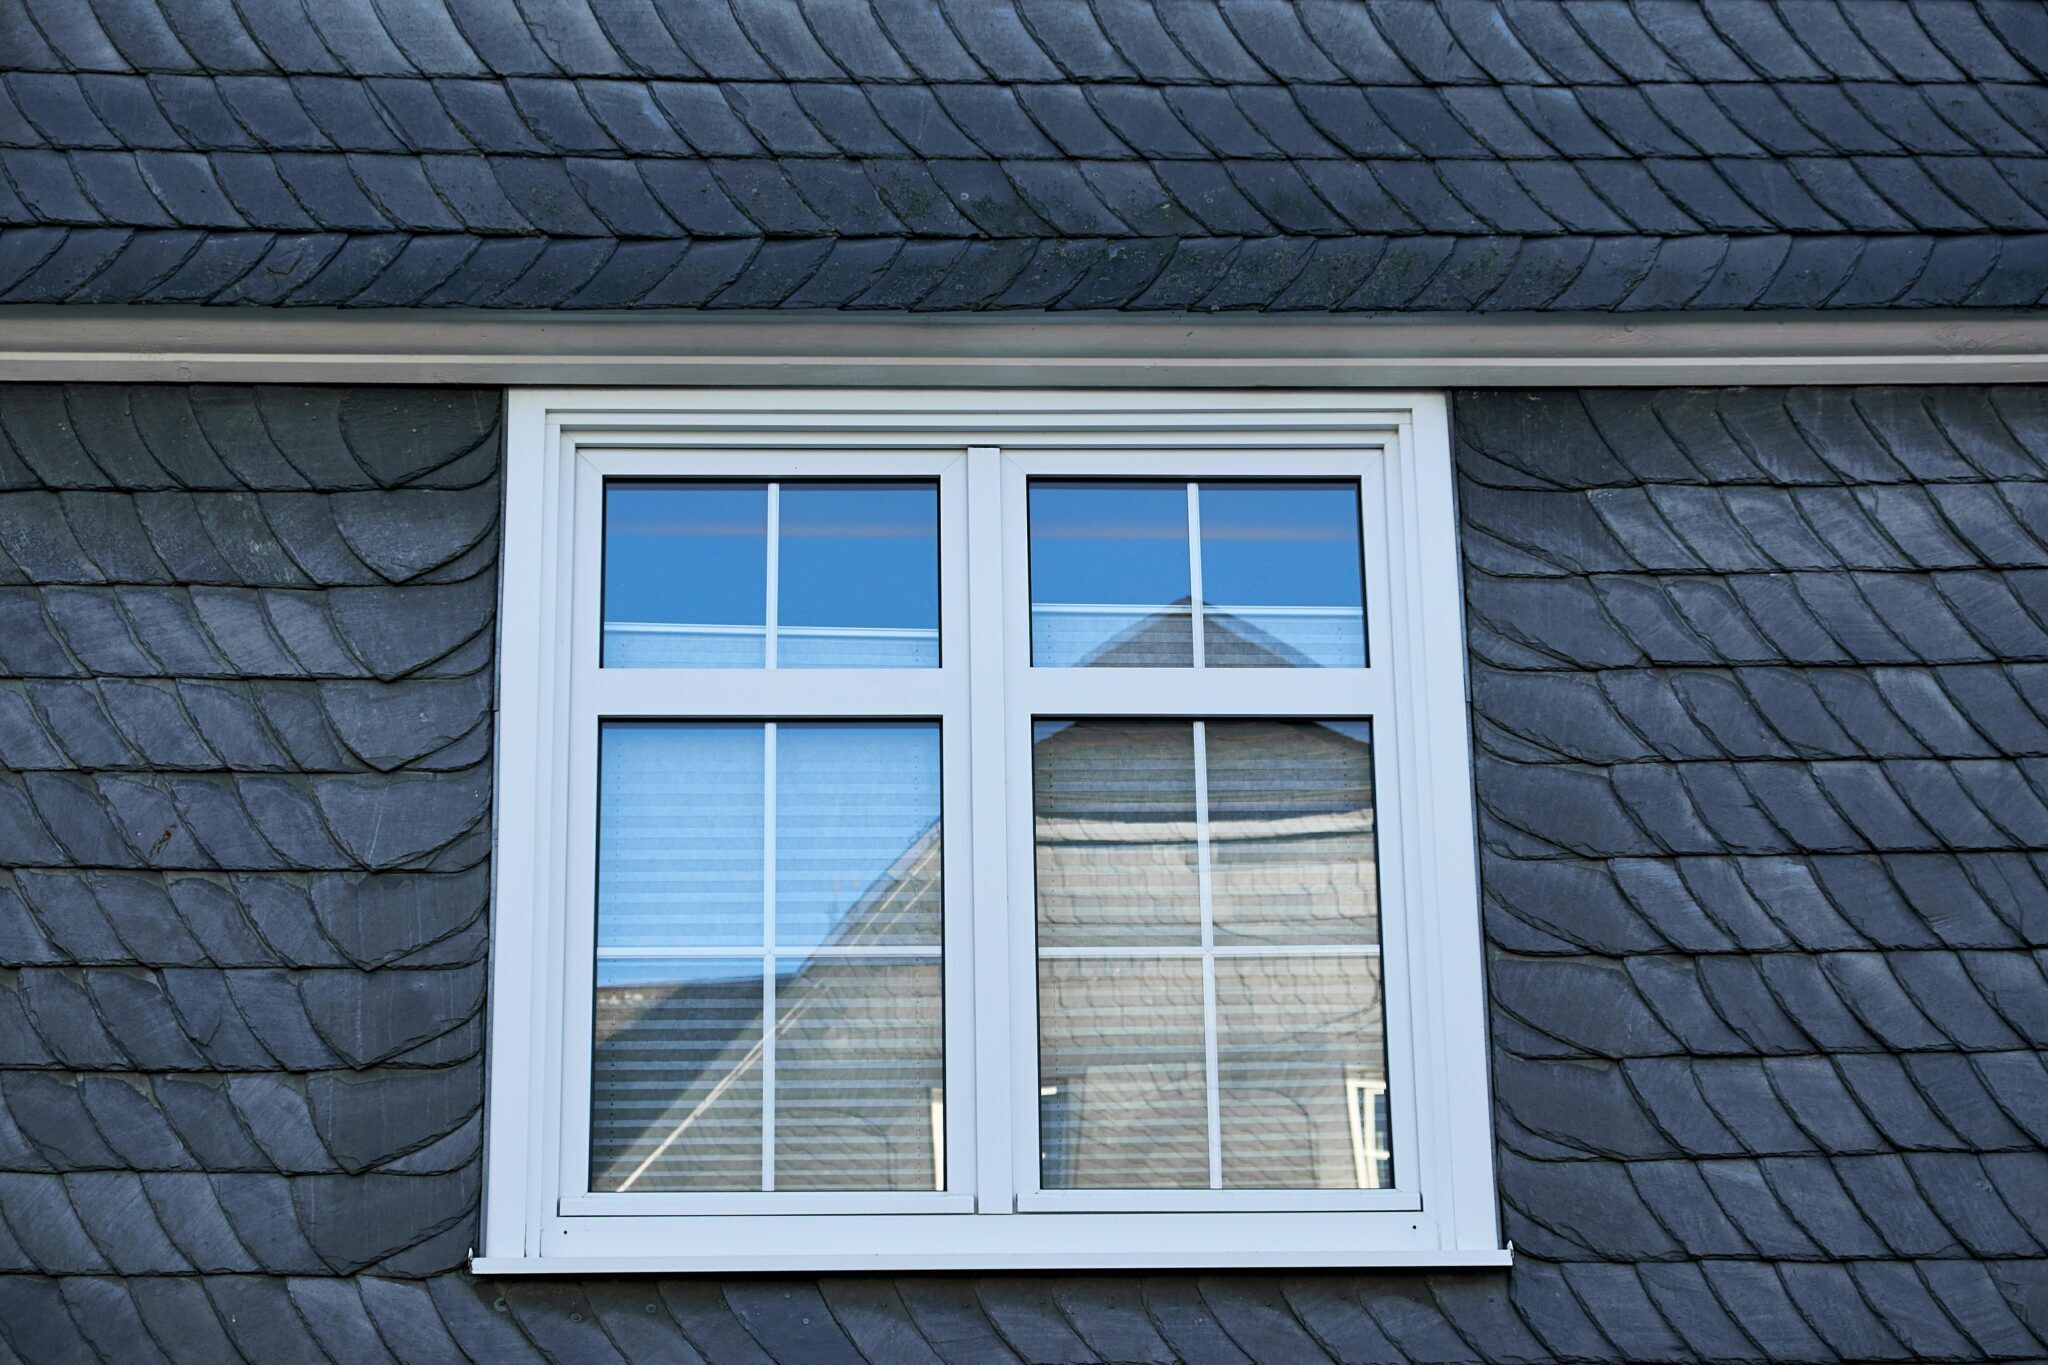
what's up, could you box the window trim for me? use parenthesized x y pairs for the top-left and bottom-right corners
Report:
(479, 389), (1505, 1273)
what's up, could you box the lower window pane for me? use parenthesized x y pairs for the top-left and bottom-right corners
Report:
(1207, 720), (1378, 946)
(592, 719), (944, 1194)
(1033, 719), (1201, 948)
(593, 958), (763, 1192)
(1034, 717), (1392, 1192)
(1038, 957), (1209, 1189)
(1217, 955), (1388, 1189)
(777, 957), (944, 1191)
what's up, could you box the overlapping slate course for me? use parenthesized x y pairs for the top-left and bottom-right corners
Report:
(1, 0), (2045, 309)
(1463, 385), (2048, 1362)
(4, 381), (2048, 1359)
(0, 384), (499, 1323)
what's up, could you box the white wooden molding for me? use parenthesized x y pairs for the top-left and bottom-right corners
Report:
(0, 306), (2042, 387)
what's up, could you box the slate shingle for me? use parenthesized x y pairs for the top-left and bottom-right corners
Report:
(0, 0), (2035, 309)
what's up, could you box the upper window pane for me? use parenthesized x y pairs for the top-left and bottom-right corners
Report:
(778, 482), (939, 668)
(604, 482), (767, 668)
(1029, 481), (1192, 667)
(1199, 482), (1366, 669)
(1027, 480), (1365, 668)
(603, 480), (938, 669)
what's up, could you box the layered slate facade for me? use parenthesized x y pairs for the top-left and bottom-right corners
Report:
(1, 0), (2047, 310)
(1, 383), (2047, 1361)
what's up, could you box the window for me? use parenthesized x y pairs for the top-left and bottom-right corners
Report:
(482, 391), (1500, 1272)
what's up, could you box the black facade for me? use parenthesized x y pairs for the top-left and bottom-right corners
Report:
(0, 0), (2045, 311)
(0, 382), (2045, 1361)
(3, 0), (2047, 1358)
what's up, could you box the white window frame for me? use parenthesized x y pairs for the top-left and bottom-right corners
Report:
(478, 389), (1503, 1273)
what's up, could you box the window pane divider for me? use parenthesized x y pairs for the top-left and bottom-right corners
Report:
(586, 668), (960, 718)
(763, 481), (781, 669)
(1014, 669), (1387, 719)
(1186, 482), (1206, 671)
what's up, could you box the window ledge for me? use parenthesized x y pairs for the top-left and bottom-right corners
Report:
(470, 1246), (1516, 1276)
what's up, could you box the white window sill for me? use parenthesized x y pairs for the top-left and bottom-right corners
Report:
(470, 1246), (1515, 1276)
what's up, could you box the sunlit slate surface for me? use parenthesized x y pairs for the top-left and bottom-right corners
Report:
(6, 379), (2048, 1360)
(1, 0), (2045, 309)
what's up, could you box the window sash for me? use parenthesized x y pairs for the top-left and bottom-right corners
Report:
(993, 446), (1421, 1214)
(558, 448), (976, 1216)
(482, 390), (1499, 1270)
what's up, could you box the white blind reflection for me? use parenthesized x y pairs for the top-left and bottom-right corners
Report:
(1035, 719), (1391, 1191)
(591, 721), (944, 1193)
(1028, 481), (1366, 669)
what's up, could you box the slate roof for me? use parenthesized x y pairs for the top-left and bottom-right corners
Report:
(5, 379), (2048, 1359)
(1, 0), (2046, 311)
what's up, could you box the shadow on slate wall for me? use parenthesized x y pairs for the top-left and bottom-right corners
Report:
(0, 382), (2045, 1361)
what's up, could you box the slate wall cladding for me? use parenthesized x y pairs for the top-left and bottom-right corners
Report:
(1, 381), (2048, 1360)
(2, 0), (2047, 310)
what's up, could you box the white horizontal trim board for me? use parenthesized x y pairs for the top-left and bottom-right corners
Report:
(483, 388), (1500, 1273)
(1, 306), (2042, 387)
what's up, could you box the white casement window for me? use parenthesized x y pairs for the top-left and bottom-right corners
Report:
(479, 391), (1501, 1272)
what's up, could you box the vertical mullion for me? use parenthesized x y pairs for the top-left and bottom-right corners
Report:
(1187, 482), (1206, 670)
(970, 447), (1016, 1209)
(765, 481), (781, 669)
(761, 722), (778, 1192)
(1193, 720), (1222, 1190)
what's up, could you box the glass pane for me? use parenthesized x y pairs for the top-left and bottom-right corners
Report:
(1032, 716), (1394, 1193)
(1038, 956), (1209, 1189)
(591, 720), (946, 1194)
(1029, 481), (1192, 667)
(592, 957), (762, 1192)
(1033, 719), (1200, 948)
(777, 723), (941, 950)
(598, 723), (764, 950)
(1217, 955), (1388, 1189)
(604, 483), (767, 667)
(1200, 481), (1366, 668)
(777, 957), (944, 1191)
(1206, 721), (1379, 946)
(778, 482), (939, 668)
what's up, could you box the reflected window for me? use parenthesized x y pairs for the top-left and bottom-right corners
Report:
(604, 480), (938, 668)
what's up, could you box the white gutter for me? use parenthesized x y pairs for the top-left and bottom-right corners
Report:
(0, 306), (2041, 387)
